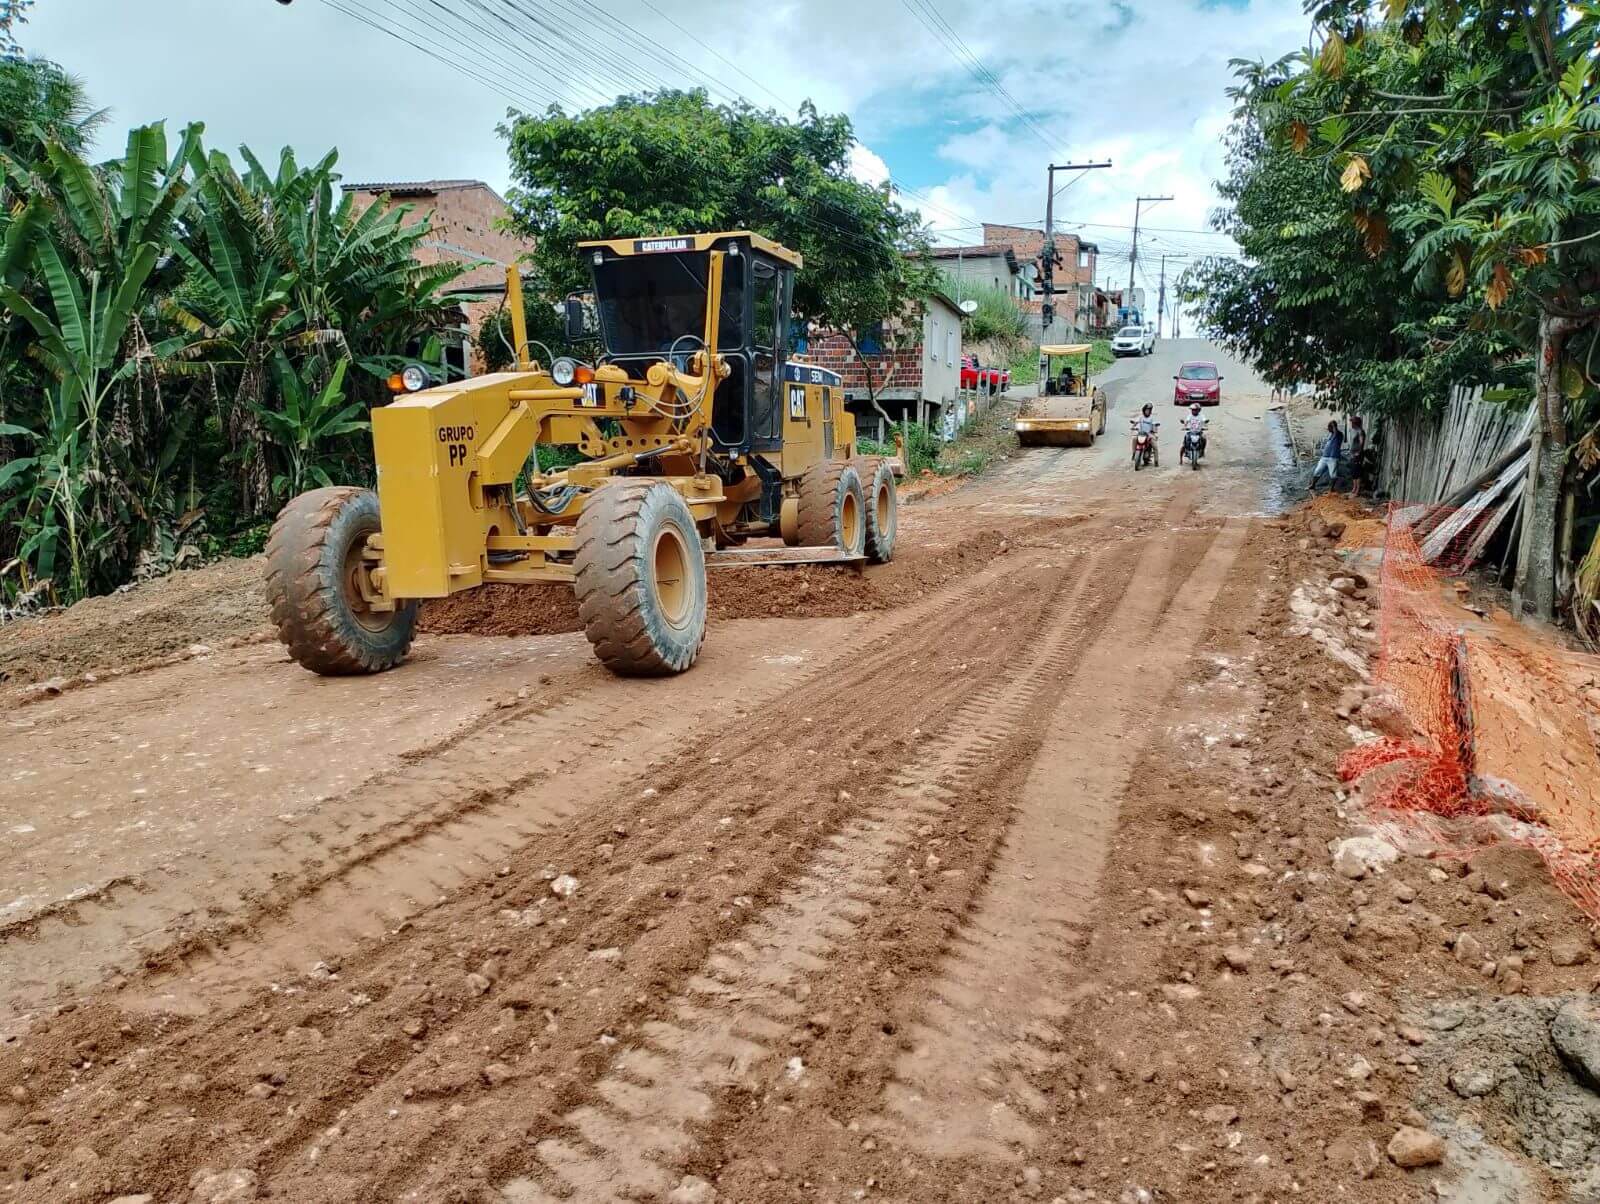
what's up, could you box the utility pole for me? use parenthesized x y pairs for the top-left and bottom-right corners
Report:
(1128, 194), (1173, 312)
(1041, 160), (1112, 337)
(1157, 253), (1168, 337)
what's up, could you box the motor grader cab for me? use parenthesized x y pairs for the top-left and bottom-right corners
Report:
(1013, 343), (1107, 448)
(265, 232), (897, 678)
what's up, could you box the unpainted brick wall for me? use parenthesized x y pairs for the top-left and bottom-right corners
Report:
(801, 332), (925, 396)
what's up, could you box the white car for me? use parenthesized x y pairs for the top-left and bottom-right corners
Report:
(1111, 325), (1151, 357)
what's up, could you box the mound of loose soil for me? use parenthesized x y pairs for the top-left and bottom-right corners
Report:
(420, 525), (1024, 637)
(0, 556), (270, 697)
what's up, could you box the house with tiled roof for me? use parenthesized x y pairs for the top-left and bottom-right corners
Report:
(927, 242), (1032, 303)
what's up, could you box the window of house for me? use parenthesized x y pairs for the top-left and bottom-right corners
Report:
(1078, 248), (1090, 268)
(928, 317), (938, 361)
(945, 327), (954, 366)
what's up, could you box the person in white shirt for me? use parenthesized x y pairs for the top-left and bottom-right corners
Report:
(1182, 403), (1208, 459)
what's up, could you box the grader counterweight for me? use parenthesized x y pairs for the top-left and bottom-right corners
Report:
(266, 232), (897, 678)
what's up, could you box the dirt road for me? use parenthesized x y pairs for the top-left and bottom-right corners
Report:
(13, 341), (1576, 1203)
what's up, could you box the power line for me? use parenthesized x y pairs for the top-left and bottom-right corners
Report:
(895, 0), (1058, 156)
(314, 1), (903, 265)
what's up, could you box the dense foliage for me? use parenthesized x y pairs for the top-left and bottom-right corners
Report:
(0, 58), (465, 607)
(501, 89), (939, 340)
(948, 280), (1027, 343)
(1186, 1), (1600, 617)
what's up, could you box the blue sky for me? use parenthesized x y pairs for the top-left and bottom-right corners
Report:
(20, 0), (1309, 296)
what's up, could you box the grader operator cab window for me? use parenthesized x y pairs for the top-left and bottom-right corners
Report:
(593, 254), (744, 355)
(589, 240), (791, 455)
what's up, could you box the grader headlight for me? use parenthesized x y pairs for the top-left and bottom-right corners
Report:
(551, 357), (578, 387)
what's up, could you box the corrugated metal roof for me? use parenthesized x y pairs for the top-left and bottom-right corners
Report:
(341, 179), (489, 196)
(928, 243), (1013, 258)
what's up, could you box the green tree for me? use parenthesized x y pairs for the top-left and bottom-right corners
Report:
(161, 146), (464, 513)
(501, 88), (937, 339)
(1215, 1), (1600, 618)
(0, 56), (105, 166)
(261, 353), (367, 499)
(1182, 107), (1517, 416)
(0, 120), (204, 597)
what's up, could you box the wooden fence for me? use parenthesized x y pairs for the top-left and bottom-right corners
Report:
(1378, 387), (1534, 506)
(1375, 387), (1536, 573)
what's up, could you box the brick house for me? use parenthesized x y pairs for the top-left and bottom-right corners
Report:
(983, 223), (1098, 338)
(343, 179), (533, 374)
(796, 292), (965, 441)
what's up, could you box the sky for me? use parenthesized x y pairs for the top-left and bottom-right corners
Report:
(19, 0), (1310, 316)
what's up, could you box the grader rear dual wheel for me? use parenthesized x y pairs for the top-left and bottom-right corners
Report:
(856, 458), (898, 563)
(793, 458), (898, 563)
(797, 461), (866, 556)
(574, 480), (707, 676)
(266, 487), (418, 675)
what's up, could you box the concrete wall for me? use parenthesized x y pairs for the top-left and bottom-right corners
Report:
(938, 252), (1023, 299)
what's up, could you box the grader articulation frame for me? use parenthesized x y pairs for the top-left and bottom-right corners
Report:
(266, 231), (897, 677)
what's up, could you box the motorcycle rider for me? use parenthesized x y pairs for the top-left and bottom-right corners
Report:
(1182, 402), (1208, 461)
(1131, 403), (1160, 465)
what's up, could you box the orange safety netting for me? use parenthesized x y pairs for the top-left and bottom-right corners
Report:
(1338, 513), (1476, 818)
(1338, 504), (1600, 921)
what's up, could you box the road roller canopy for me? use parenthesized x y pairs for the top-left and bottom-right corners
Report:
(1040, 344), (1093, 357)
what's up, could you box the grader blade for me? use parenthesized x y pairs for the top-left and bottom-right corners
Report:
(706, 545), (866, 568)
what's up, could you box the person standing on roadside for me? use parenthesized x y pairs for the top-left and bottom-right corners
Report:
(1309, 419), (1343, 490)
(1347, 415), (1368, 497)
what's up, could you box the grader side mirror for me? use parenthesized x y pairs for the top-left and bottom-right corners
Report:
(564, 297), (587, 341)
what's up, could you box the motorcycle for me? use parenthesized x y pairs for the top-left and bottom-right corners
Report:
(1181, 426), (1206, 471)
(1130, 420), (1158, 471)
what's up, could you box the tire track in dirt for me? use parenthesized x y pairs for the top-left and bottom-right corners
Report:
(489, 540), (1141, 1204)
(0, 533), (1057, 1033)
(874, 514), (1253, 1164)
(1, 532), (1102, 1203)
(173, 536), (1105, 1203)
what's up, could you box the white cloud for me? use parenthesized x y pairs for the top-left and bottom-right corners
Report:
(847, 143), (890, 188)
(21, 0), (1306, 300)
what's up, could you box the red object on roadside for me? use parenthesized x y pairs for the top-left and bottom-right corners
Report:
(961, 355), (1009, 392)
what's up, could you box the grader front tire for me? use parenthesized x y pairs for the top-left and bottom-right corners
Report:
(574, 480), (707, 676)
(857, 458), (898, 564)
(265, 487), (417, 676)
(797, 461), (867, 556)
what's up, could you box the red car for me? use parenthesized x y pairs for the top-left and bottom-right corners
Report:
(1174, 361), (1222, 405)
(961, 355), (1009, 392)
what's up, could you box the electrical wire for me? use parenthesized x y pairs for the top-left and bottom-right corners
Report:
(896, 0), (1057, 155)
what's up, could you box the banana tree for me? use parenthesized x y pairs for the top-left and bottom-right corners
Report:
(260, 353), (367, 499)
(0, 119), (202, 598)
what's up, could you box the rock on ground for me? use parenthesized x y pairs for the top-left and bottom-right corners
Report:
(1551, 998), (1600, 1091)
(1388, 1126), (1446, 1168)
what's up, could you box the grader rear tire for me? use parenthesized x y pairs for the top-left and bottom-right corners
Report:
(797, 461), (867, 556)
(856, 458), (898, 564)
(574, 480), (707, 676)
(265, 487), (417, 675)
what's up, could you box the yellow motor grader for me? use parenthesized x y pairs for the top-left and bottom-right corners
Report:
(265, 231), (896, 677)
